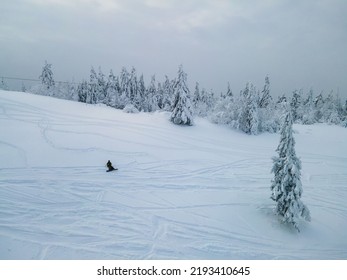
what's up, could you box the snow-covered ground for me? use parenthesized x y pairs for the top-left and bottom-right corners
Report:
(0, 90), (346, 259)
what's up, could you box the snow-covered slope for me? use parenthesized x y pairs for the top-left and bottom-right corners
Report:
(0, 90), (346, 259)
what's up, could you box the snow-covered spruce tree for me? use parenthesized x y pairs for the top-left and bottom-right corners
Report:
(197, 87), (216, 118)
(119, 67), (130, 108)
(135, 74), (146, 111)
(313, 93), (324, 122)
(145, 75), (159, 112)
(128, 67), (138, 105)
(259, 75), (272, 108)
(162, 75), (174, 111)
(257, 76), (280, 133)
(343, 99), (347, 126)
(238, 82), (259, 134)
(322, 93), (340, 124)
(192, 82), (201, 113)
(271, 110), (311, 231)
(193, 82), (212, 117)
(170, 65), (194, 126)
(156, 82), (165, 110)
(77, 81), (88, 103)
(302, 89), (316, 124)
(290, 90), (303, 123)
(105, 70), (121, 108)
(96, 67), (107, 104)
(39, 61), (55, 90)
(21, 82), (26, 92)
(226, 82), (233, 100)
(87, 67), (98, 104)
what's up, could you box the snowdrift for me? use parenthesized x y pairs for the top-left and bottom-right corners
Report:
(0, 90), (346, 259)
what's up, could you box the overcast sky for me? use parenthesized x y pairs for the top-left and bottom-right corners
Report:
(1, 0), (347, 97)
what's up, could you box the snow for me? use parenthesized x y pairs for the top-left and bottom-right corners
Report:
(0, 90), (346, 260)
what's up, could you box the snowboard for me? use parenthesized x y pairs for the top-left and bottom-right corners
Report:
(106, 168), (118, 172)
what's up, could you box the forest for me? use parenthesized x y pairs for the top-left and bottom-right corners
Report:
(4, 61), (346, 134)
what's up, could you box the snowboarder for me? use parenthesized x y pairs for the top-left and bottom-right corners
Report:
(106, 160), (117, 172)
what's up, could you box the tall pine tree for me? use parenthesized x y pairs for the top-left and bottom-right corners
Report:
(39, 61), (55, 90)
(239, 82), (259, 134)
(259, 75), (271, 108)
(77, 80), (88, 103)
(105, 70), (120, 108)
(146, 75), (158, 112)
(162, 75), (174, 111)
(170, 65), (194, 125)
(271, 110), (311, 231)
(87, 67), (98, 104)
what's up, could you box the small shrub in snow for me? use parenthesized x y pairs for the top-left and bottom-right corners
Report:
(123, 104), (139, 114)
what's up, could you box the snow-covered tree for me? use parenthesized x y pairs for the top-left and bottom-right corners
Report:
(259, 75), (272, 108)
(257, 76), (280, 133)
(192, 82), (201, 111)
(96, 67), (107, 103)
(202, 89), (216, 117)
(322, 92), (340, 124)
(193, 82), (213, 117)
(313, 93), (324, 122)
(258, 100), (280, 133)
(39, 61), (55, 90)
(156, 82), (165, 110)
(343, 99), (347, 125)
(290, 89), (305, 123)
(238, 82), (259, 135)
(21, 82), (27, 92)
(128, 67), (138, 104)
(302, 89), (315, 124)
(119, 67), (130, 108)
(87, 67), (98, 104)
(144, 75), (159, 112)
(105, 70), (120, 108)
(226, 82), (233, 100)
(64, 81), (77, 101)
(0, 78), (9, 90)
(161, 76), (174, 111)
(170, 65), (194, 125)
(277, 94), (287, 104)
(271, 110), (311, 231)
(136, 74), (146, 111)
(211, 84), (236, 127)
(77, 81), (88, 103)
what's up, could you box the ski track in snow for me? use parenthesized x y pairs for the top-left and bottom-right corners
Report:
(0, 91), (347, 259)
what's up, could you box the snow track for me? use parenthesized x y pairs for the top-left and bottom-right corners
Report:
(0, 90), (347, 259)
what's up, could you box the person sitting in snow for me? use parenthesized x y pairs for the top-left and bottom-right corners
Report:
(106, 160), (116, 172)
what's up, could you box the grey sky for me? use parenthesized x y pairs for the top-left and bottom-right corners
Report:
(1, 0), (347, 97)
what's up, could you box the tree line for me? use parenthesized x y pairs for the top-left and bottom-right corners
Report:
(28, 61), (347, 132)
